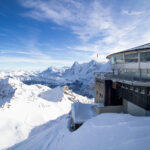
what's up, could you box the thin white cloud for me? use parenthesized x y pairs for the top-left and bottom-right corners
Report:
(20, 0), (113, 42)
(0, 49), (52, 60)
(122, 10), (144, 16)
(0, 55), (72, 64)
(19, 0), (150, 63)
(0, 54), (73, 71)
(0, 50), (32, 55)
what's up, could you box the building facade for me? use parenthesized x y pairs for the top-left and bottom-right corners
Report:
(95, 43), (150, 116)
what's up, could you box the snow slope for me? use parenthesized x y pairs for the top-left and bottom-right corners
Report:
(0, 71), (37, 80)
(0, 78), (92, 149)
(9, 113), (150, 150)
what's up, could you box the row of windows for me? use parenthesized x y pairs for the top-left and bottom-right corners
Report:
(125, 53), (138, 63)
(110, 51), (150, 64)
(121, 84), (148, 95)
(113, 68), (150, 76)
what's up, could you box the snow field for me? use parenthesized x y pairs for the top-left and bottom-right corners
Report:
(9, 113), (150, 150)
(0, 78), (91, 149)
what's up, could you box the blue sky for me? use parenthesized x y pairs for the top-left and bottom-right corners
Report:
(0, 0), (150, 71)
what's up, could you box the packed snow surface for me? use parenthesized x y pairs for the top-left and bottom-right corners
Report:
(0, 78), (91, 149)
(9, 113), (150, 150)
(72, 102), (98, 124)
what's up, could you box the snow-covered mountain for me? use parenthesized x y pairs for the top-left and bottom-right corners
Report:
(35, 60), (111, 97)
(64, 60), (110, 81)
(0, 60), (111, 98)
(40, 60), (110, 82)
(0, 71), (38, 81)
(41, 66), (69, 77)
(0, 78), (92, 149)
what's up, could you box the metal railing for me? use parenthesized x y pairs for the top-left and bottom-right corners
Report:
(95, 72), (150, 82)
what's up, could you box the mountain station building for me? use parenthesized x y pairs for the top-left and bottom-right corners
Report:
(95, 43), (150, 116)
(71, 43), (150, 130)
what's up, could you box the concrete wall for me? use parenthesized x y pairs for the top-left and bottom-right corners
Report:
(94, 105), (123, 114)
(123, 99), (150, 116)
(94, 99), (150, 116)
(94, 78), (105, 103)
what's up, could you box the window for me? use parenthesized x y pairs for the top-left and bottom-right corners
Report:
(110, 57), (115, 64)
(141, 89), (145, 94)
(141, 69), (147, 74)
(130, 86), (133, 91)
(121, 84), (125, 88)
(140, 51), (150, 62)
(110, 55), (124, 64)
(135, 87), (139, 93)
(125, 53), (138, 63)
(115, 55), (124, 64)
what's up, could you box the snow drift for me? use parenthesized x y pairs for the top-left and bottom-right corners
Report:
(0, 78), (91, 149)
(9, 113), (150, 150)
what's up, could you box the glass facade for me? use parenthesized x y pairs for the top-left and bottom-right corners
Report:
(108, 49), (150, 80)
(110, 57), (115, 64)
(125, 53), (138, 62)
(110, 51), (150, 65)
(110, 55), (124, 64)
(115, 55), (124, 64)
(140, 51), (150, 62)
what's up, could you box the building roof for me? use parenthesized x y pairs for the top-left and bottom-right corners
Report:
(107, 43), (150, 59)
(71, 102), (99, 124)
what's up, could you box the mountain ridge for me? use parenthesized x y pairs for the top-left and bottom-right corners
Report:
(38, 60), (111, 97)
(40, 60), (110, 81)
(0, 60), (111, 98)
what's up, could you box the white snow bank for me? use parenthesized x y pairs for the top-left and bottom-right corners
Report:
(8, 115), (70, 150)
(61, 114), (150, 150)
(0, 78), (91, 149)
(72, 102), (98, 124)
(39, 86), (63, 102)
(9, 113), (150, 150)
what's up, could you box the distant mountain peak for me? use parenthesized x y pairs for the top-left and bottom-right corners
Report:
(72, 61), (79, 67)
(89, 59), (96, 63)
(89, 60), (98, 65)
(40, 60), (111, 82)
